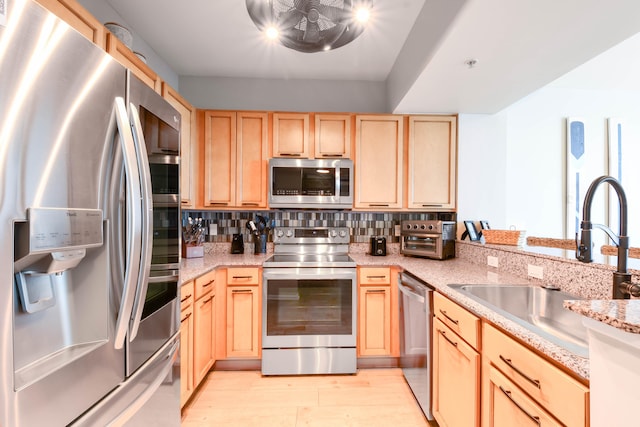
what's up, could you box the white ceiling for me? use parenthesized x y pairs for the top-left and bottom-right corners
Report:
(105, 0), (640, 114)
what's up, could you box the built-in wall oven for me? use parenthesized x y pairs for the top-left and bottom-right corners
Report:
(127, 75), (180, 375)
(262, 227), (357, 375)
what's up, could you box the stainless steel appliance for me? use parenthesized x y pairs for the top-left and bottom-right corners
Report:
(268, 158), (353, 209)
(401, 220), (456, 260)
(1, 1), (180, 425)
(398, 271), (434, 421)
(262, 227), (357, 375)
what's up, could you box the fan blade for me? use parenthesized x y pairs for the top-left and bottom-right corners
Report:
(317, 4), (350, 22)
(279, 8), (304, 29)
(303, 20), (320, 42)
(323, 23), (346, 46)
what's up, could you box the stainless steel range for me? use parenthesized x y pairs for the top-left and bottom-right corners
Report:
(262, 227), (357, 375)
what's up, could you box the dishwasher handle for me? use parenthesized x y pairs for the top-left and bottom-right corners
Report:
(398, 282), (426, 304)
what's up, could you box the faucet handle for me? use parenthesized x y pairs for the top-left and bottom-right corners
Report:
(575, 231), (591, 262)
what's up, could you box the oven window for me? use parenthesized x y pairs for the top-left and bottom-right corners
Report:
(403, 235), (438, 253)
(141, 274), (178, 319)
(152, 205), (180, 265)
(301, 168), (335, 196)
(140, 106), (179, 155)
(266, 279), (353, 336)
(149, 162), (179, 195)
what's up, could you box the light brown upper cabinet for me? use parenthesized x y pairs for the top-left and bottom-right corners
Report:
(35, 0), (106, 48)
(314, 114), (352, 158)
(201, 111), (268, 209)
(407, 115), (457, 211)
(106, 33), (162, 93)
(272, 113), (310, 158)
(162, 83), (197, 208)
(354, 115), (404, 209)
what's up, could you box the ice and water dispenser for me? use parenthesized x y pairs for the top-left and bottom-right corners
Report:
(13, 208), (107, 390)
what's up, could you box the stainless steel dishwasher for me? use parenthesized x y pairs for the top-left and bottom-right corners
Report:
(398, 271), (434, 421)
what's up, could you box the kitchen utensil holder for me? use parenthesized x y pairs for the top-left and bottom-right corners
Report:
(254, 234), (267, 254)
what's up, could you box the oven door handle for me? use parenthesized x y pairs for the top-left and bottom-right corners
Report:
(398, 282), (425, 304)
(147, 274), (179, 284)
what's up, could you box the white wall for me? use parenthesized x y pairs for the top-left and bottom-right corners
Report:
(77, 0), (179, 89)
(178, 76), (387, 112)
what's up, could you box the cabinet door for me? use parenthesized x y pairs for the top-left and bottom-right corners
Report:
(273, 113), (310, 158)
(354, 115), (404, 209)
(193, 292), (214, 385)
(202, 111), (236, 208)
(358, 285), (391, 356)
(433, 318), (480, 427)
(236, 112), (268, 208)
(35, 0), (106, 47)
(314, 114), (352, 158)
(179, 306), (193, 408)
(484, 364), (561, 427)
(162, 83), (198, 208)
(408, 116), (457, 211)
(226, 286), (260, 358)
(106, 33), (161, 93)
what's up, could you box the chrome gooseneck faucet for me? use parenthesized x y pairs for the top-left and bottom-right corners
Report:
(576, 175), (640, 298)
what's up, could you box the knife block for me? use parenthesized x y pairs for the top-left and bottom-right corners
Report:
(182, 244), (204, 258)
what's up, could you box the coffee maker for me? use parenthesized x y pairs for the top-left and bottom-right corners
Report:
(231, 233), (244, 254)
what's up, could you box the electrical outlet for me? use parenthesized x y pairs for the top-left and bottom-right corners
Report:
(487, 256), (499, 268)
(394, 224), (401, 236)
(209, 223), (217, 236)
(528, 264), (544, 280)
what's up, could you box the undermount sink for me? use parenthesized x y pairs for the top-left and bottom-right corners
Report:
(447, 284), (589, 358)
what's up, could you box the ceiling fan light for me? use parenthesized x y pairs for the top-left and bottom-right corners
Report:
(355, 7), (370, 23)
(265, 26), (279, 40)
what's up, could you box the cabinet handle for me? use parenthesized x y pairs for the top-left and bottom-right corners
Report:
(232, 289), (252, 293)
(499, 355), (541, 389)
(438, 329), (458, 347)
(181, 200), (191, 205)
(368, 204), (389, 207)
(232, 275), (253, 280)
(202, 296), (214, 304)
(498, 386), (541, 426)
(421, 204), (443, 207)
(366, 289), (386, 293)
(208, 202), (229, 206)
(321, 153), (343, 157)
(180, 294), (192, 302)
(439, 309), (459, 325)
(241, 202), (259, 206)
(202, 280), (214, 288)
(366, 275), (387, 279)
(181, 312), (192, 322)
(279, 153), (301, 157)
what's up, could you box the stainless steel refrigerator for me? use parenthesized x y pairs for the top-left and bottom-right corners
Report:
(0, 0), (182, 425)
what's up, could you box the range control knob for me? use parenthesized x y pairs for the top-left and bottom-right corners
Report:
(405, 224), (412, 229)
(420, 224), (426, 230)
(413, 224), (419, 229)
(428, 224), (434, 230)
(339, 230), (347, 238)
(285, 229), (293, 237)
(330, 230), (337, 237)
(276, 230), (284, 237)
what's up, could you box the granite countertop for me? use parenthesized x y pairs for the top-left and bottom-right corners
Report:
(565, 299), (640, 334)
(181, 249), (590, 380)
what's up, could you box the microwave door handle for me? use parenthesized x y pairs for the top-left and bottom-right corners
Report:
(127, 103), (154, 341)
(113, 97), (143, 350)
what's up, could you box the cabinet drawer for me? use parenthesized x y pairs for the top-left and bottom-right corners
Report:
(194, 270), (216, 300)
(227, 267), (260, 286)
(487, 364), (561, 427)
(434, 292), (480, 349)
(181, 281), (195, 311)
(359, 267), (391, 285)
(483, 323), (588, 427)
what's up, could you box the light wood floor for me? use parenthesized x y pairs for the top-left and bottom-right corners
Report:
(181, 368), (431, 426)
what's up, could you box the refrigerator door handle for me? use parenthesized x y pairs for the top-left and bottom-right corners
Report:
(127, 102), (154, 341)
(113, 97), (143, 350)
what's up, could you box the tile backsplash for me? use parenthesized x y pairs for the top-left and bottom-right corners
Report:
(182, 210), (456, 243)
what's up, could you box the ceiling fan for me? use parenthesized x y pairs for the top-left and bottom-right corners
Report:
(246, 0), (373, 53)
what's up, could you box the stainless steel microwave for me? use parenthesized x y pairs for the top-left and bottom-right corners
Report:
(268, 158), (353, 209)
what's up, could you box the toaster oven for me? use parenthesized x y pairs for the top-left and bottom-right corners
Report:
(400, 220), (456, 260)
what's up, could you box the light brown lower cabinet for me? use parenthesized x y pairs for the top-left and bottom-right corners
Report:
(432, 317), (480, 427)
(357, 267), (395, 357)
(226, 267), (261, 359)
(193, 271), (216, 386)
(179, 281), (194, 408)
(484, 364), (560, 427)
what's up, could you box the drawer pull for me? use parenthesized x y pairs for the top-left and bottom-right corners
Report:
(366, 289), (386, 293)
(232, 289), (253, 293)
(498, 386), (541, 425)
(202, 296), (214, 304)
(438, 329), (458, 347)
(366, 275), (387, 279)
(180, 294), (192, 303)
(241, 202), (259, 206)
(181, 312), (192, 322)
(439, 309), (459, 325)
(499, 355), (541, 389)
(202, 280), (214, 288)
(279, 153), (302, 157)
(232, 275), (253, 280)
(368, 204), (389, 207)
(321, 153), (343, 157)
(208, 202), (229, 206)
